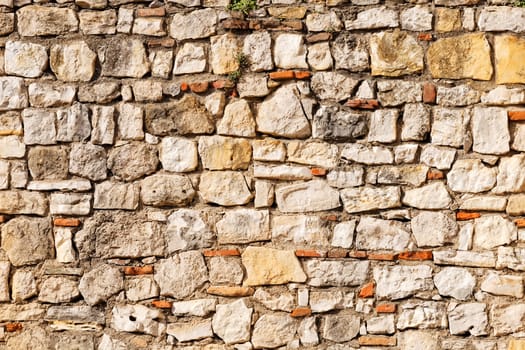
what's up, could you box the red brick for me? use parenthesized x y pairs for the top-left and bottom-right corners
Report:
(269, 71), (295, 80)
(291, 307), (312, 318)
(359, 336), (396, 346)
(311, 167), (326, 176)
(136, 7), (165, 17)
(5, 323), (22, 332)
(180, 82), (189, 91)
(147, 38), (175, 48)
(53, 218), (81, 227)
(456, 211), (481, 221)
(295, 249), (325, 258)
(327, 249), (347, 258)
(349, 250), (367, 259)
(306, 32), (332, 43)
(367, 253), (395, 261)
(124, 266), (154, 275)
(0, 215), (6, 224)
(418, 33), (433, 41)
(423, 83), (436, 104)
(207, 286), (254, 297)
(212, 79), (234, 89)
(515, 218), (525, 228)
(230, 89), (238, 98)
(190, 82), (209, 93)
(321, 214), (338, 221)
(203, 249), (240, 257)
(427, 168), (444, 180)
(509, 110), (525, 121)
(152, 300), (172, 309)
(397, 251), (433, 261)
(376, 303), (396, 313)
(347, 99), (379, 110)
(221, 18), (250, 29)
(359, 282), (374, 298)
(294, 71), (311, 80)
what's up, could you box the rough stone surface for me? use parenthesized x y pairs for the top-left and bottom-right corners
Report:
(252, 314), (298, 348)
(199, 171), (252, 206)
(355, 216), (410, 251)
(108, 142), (158, 181)
(370, 30), (424, 76)
(276, 180), (341, 213)
(212, 299), (252, 345)
(305, 260), (369, 287)
(140, 174), (195, 207)
(374, 265), (433, 300)
(242, 247), (306, 286)
(79, 264), (124, 305)
(434, 267), (476, 300)
(411, 211), (457, 247)
(50, 41), (96, 82)
(217, 209), (270, 244)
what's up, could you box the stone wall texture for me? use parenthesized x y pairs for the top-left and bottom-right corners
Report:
(1, 0), (525, 348)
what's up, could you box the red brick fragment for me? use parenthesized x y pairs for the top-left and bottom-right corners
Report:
(427, 168), (444, 180)
(327, 249), (347, 258)
(349, 250), (367, 259)
(221, 18), (250, 29)
(321, 214), (338, 221)
(359, 282), (374, 298)
(124, 266), (154, 275)
(136, 7), (165, 17)
(311, 167), (326, 176)
(367, 253), (395, 261)
(180, 82), (189, 91)
(423, 83), (436, 104)
(53, 218), (81, 227)
(190, 82), (209, 93)
(212, 79), (234, 89)
(269, 71), (295, 80)
(515, 218), (525, 228)
(306, 32), (332, 43)
(291, 307), (312, 318)
(376, 303), (396, 313)
(418, 33), (433, 41)
(358, 336), (397, 346)
(456, 211), (481, 221)
(5, 323), (22, 332)
(295, 249), (324, 258)
(294, 71), (310, 79)
(152, 300), (172, 309)
(508, 111), (525, 121)
(147, 38), (175, 48)
(346, 99), (379, 110)
(397, 251), (433, 261)
(203, 249), (240, 257)
(0, 215), (4, 224)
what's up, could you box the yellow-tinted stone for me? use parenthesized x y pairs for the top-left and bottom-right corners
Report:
(427, 33), (492, 80)
(370, 30), (424, 77)
(242, 246), (307, 286)
(435, 8), (462, 33)
(509, 339), (525, 350)
(495, 35), (525, 84)
(198, 135), (252, 170)
(268, 6), (307, 19)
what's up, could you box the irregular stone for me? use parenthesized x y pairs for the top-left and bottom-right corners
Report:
(491, 304), (525, 336)
(209, 257), (243, 285)
(243, 31), (273, 72)
(287, 141), (338, 168)
(506, 194), (525, 215)
(312, 105), (368, 141)
(305, 260), (369, 287)
(447, 159), (497, 193)
(435, 8), (461, 32)
(50, 41), (96, 82)
(448, 303), (488, 336)
(436, 85), (480, 106)
(256, 84), (311, 138)
(69, 143), (106, 181)
(273, 33), (308, 69)
(17, 6), (78, 36)
(253, 288), (294, 312)
(111, 304), (165, 336)
(255, 181), (274, 208)
(473, 215), (516, 249)
(459, 195), (507, 211)
(310, 290), (352, 313)
(341, 144), (393, 164)
(0, 262), (9, 302)
(172, 299), (217, 317)
(212, 299), (252, 344)
(345, 7), (399, 29)
(210, 34), (241, 74)
(91, 105), (115, 145)
(5, 41), (48, 78)
(93, 181), (139, 210)
(481, 272), (523, 298)
(377, 80), (422, 106)
(116, 7), (133, 33)
(237, 74), (270, 98)
(253, 163), (312, 180)
(370, 30), (424, 76)
(307, 42), (333, 70)
(5, 326), (50, 350)
(374, 265), (433, 300)
(50, 193), (91, 215)
(154, 251), (208, 298)
(116, 103), (144, 140)
(494, 35), (525, 84)
(45, 305), (104, 325)
(327, 167), (364, 188)
(311, 71), (359, 101)
(322, 314), (360, 342)
(27, 179), (91, 192)
(133, 17), (166, 36)
(306, 11), (342, 32)
(434, 267), (475, 300)
(76, 0), (107, 8)
(1, 217), (53, 266)
(28, 146), (68, 180)
(367, 109), (398, 143)
(56, 103), (91, 142)
(299, 317), (319, 346)
(198, 136), (252, 170)
(107, 142), (158, 181)
(149, 50), (173, 79)
(99, 38), (149, 78)
(355, 216), (410, 251)
(420, 145), (456, 170)
(341, 186), (401, 213)
(78, 264), (123, 305)
(141, 174), (195, 207)
(38, 277), (79, 303)
(427, 33), (492, 80)
(367, 315), (395, 334)
(272, 215), (330, 246)
(54, 227), (76, 263)
(145, 95), (214, 136)
(167, 319), (213, 342)
(166, 209), (214, 253)
(252, 314), (298, 348)
(400, 6), (433, 31)
(78, 82), (120, 103)
(402, 182), (452, 209)
(0, 190), (47, 216)
(204, 91), (226, 116)
(411, 211), (457, 247)
(0, 303), (46, 322)
(169, 9), (217, 40)
(431, 107), (467, 148)
(22, 109), (56, 145)
(275, 180), (341, 213)
(199, 171), (252, 206)
(0, 13), (14, 35)
(12, 270), (37, 301)
(400, 103), (429, 142)
(216, 209), (270, 244)
(494, 154), (525, 193)
(478, 7), (525, 32)
(398, 331), (440, 349)
(482, 86), (525, 105)
(79, 10), (116, 35)
(242, 247), (306, 286)
(331, 220), (356, 248)
(376, 165), (428, 186)
(159, 137), (198, 172)
(397, 302), (447, 330)
(471, 107), (509, 155)
(218, 99), (256, 137)
(331, 33), (369, 71)
(434, 250), (496, 268)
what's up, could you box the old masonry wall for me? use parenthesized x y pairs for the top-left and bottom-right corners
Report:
(2, 0), (525, 348)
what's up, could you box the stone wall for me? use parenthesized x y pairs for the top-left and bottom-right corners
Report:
(1, 0), (525, 348)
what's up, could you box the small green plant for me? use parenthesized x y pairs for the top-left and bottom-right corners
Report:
(228, 52), (249, 84)
(228, 0), (257, 15)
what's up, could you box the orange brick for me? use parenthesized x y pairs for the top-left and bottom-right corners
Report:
(359, 282), (374, 298)
(347, 99), (379, 110)
(152, 300), (172, 309)
(295, 249), (324, 258)
(136, 7), (165, 17)
(269, 71), (295, 80)
(53, 218), (81, 227)
(291, 307), (311, 318)
(456, 211), (481, 221)
(418, 33), (433, 41)
(515, 218), (525, 228)
(207, 286), (254, 297)
(359, 336), (396, 346)
(306, 32), (332, 43)
(124, 266), (154, 275)
(376, 303), (396, 313)
(0, 215), (5, 224)
(311, 167), (326, 176)
(203, 249), (240, 257)
(180, 82), (189, 91)
(509, 110), (525, 121)
(427, 168), (444, 180)
(147, 38), (175, 48)
(367, 253), (395, 261)
(397, 251), (433, 261)
(327, 249), (347, 258)
(349, 250), (367, 259)
(190, 82), (209, 93)
(294, 71), (311, 79)
(423, 83), (436, 104)
(230, 89), (238, 98)
(5, 323), (22, 332)
(212, 79), (234, 89)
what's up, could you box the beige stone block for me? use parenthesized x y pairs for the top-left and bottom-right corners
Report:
(495, 34), (525, 84)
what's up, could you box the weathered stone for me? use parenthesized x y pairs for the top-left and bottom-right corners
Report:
(398, 331), (440, 350)
(38, 277), (79, 303)
(199, 171), (252, 206)
(435, 8), (461, 32)
(322, 314), (360, 342)
(311, 71), (359, 101)
(494, 34), (525, 84)
(402, 182), (452, 209)
(167, 319), (213, 342)
(133, 17), (166, 36)
(149, 50), (173, 79)
(272, 215), (330, 246)
(482, 86), (525, 105)
(159, 137), (198, 173)
(256, 84), (311, 138)
(1, 217), (53, 266)
(116, 103), (143, 141)
(78, 82), (120, 103)
(434, 267), (475, 300)
(400, 6), (432, 31)
(5, 41), (48, 78)
(276, 180), (341, 213)
(198, 136), (251, 170)
(94, 181), (139, 210)
(331, 220), (356, 248)
(28, 146), (68, 180)
(209, 257), (243, 285)
(305, 260), (369, 286)
(420, 145), (456, 170)
(210, 34), (241, 74)
(491, 304), (525, 336)
(374, 265), (433, 300)
(166, 209), (214, 253)
(310, 290), (352, 313)
(111, 304), (165, 336)
(436, 85), (480, 106)
(367, 315), (395, 335)
(76, 0), (107, 8)
(212, 299), (252, 345)
(242, 247), (306, 286)
(331, 33), (369, 71)
(0, 13), (14, 35)
(50, 193), (91, 215)
(494, 155), (525, 193)
(341, 186), (400, 213)
(411, 211), (457, 247)
(5, 326), (50, 350)
(45, 305), (105, 325)
(50, 41), (96, 82)
(448, 303), (488, 336)
(427, 33), (492, 80)
(69, 143), (106, 181)
(459, 195), (507, 211)
(376, 165), (428, 186)
(397, 302), (447, 330)
(54, 227), (76, 263)
(287, 141), (338, 168)
(237, 74), (270, 98)
(478, 7), (525, 33)
(254, 163), (312, 180)
(129, 81), (161, 103)
(154, 251), (208, 298)
(79, 10), (116, 35)
(0, 303), (46, 322)
(116, 7), (133, 33)
(56, 103), (91, 142)
(370, 30), (424, 76)
(0, 262), (9, 302)
(471, 107), (509, 155)
(273, 33), (308, 69)
(27, 179), (91, 192)
(473, 215), (516, 249)
(252, 314), (299, 348)
(126, 277), (159, 302)
(0, 190), (47, 216)
(312, 105), (368, 141)
(169, 9), (217, 40)
(355, 216), (409, 251)
(22, 109), (56, 145)
(17, 6), (78, 36)
(217, 209), (270, 244)
(345, 7), (399, 29)
(481, 272), (523, 298)
(12, 270), (37, 301)
(368, 109), (398, 143)
(253, 288), (294, 312)
(305, 11), (342, 32)
(218, 99), (256, 137)
(243, 31), (273, 72)
(78, 264), (123, 305)
(99, 38), (150, 78)
(341, 144), (393, 164)
(141, 174), (195, 207)
(91, 105), (115, 145)
(377, 80), (422, 106)
(172, 299), (217, 317)
(327, 167), (364, 188)
(447, 159), (497, 193)
(108, 142), (158, 181)
(204, 91), (226, 117)
(431, 107), (467, 148)
(434, 250), (496, 268)
(307, 42), (333, 70)
(255, 181), (274, 208)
